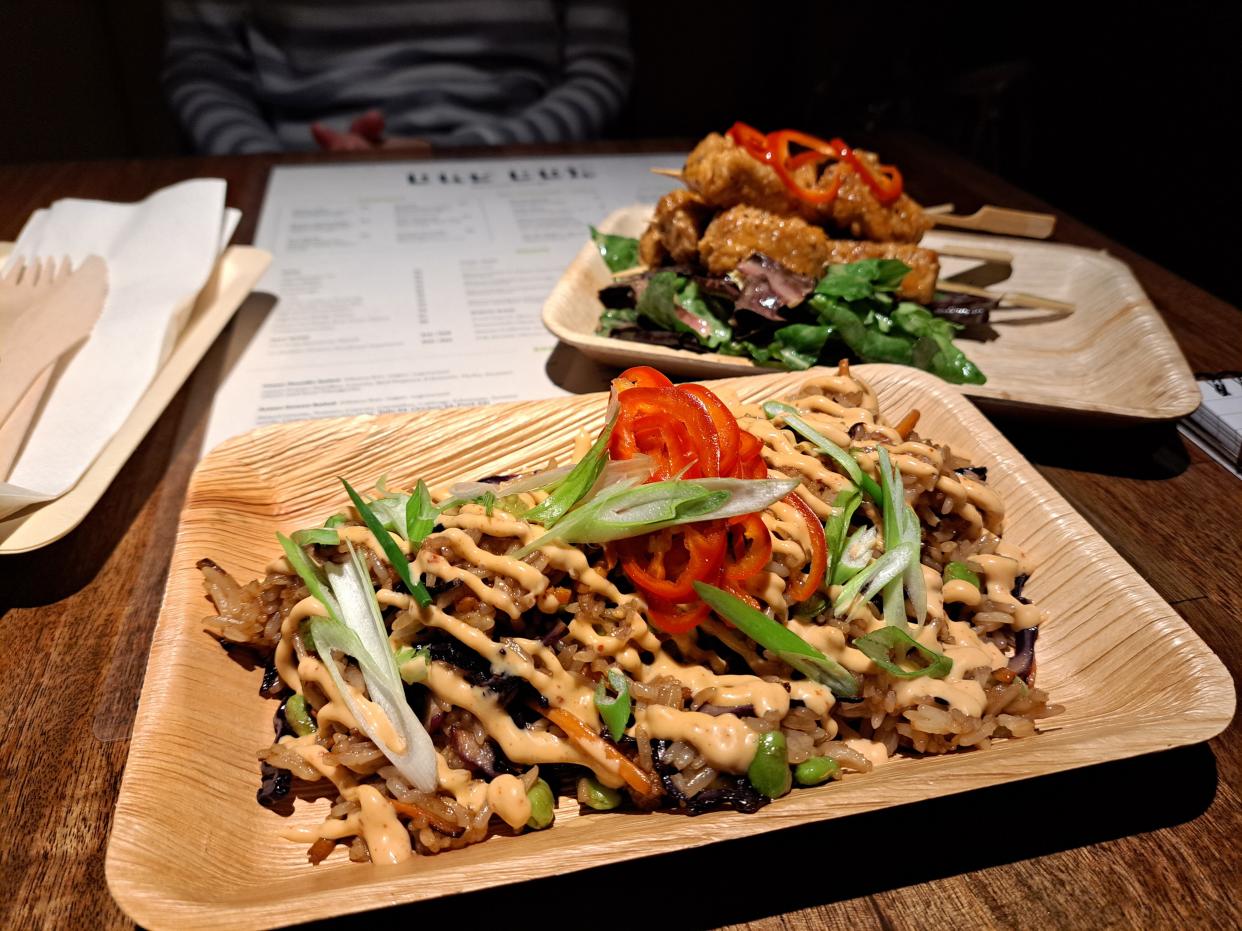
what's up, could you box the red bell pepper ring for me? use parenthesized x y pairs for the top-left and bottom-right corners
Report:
(781, 491), (828, 604)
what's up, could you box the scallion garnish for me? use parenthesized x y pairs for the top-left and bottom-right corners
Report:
(291, 526), (340, 547)
(512, 476), (797, 557)
(405, 480), (437, 545)
(853, 626), (951, 680)
(277, 532), (341, 622)
(762, 401), (882, 501)
(831, 543), (911, 616)
(524, 417), (616, 528)
(825, 486), (862, 584)
(877, 447), (907, 628)
(594, 668), (631, 741)
(694, 582), (859, 698)
(943, 561), (980, 588)
(832, 525), (876, 584)
(341, 478), (432, 607)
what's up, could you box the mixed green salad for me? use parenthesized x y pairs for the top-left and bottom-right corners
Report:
(591, 228), (987, 386)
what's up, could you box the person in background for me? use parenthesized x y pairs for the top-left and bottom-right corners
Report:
(162, 0), (632, 154)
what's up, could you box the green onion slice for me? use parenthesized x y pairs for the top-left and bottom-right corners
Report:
(762, 401), (882, 501)
(593, 668), (632, 741)
(341, 477), (432, 607)
(833, 525), (876, 584)
(291, 526), (340, 547)
(943, 561), (981, 588)
(825, 486), (862, 585)
(524, 417), (616, 528)
(694, 582), (859, 698)
(277, 532), (341, 623)
(877, 448), (907, 628)
(831, 543), (912, 617)
(512, 476), (797, 557)
(853, 626), (951, 680)
(405, 480), (437, 545)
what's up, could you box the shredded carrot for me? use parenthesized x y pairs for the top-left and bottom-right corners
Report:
(837, 358), (850, 377)
(390, 798), (464, 836)
(539, 705), (659, 796)
(894, 408), (920, 441)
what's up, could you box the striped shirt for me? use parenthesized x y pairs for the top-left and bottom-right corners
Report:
(162, 0), (632, 154)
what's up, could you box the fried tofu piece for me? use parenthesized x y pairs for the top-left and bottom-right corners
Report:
(683, 133), (931, 244)
(699, 205), (831, 278)
(639, 189), (712, 266)
(698, 205), (939, 301)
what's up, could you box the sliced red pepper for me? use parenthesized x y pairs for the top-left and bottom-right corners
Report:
(722, 579), (762, 610)
(724, 122), (904, 210)
(620, 522), (727, 603)
(645, 596), (712, 634)
(736, 430), (768, 479)
(612, 386), (720, 479)
(833, 138), (903, 206)
(679, 383), (740, 478)
(614, 365), (673, 392)
(724, 513), (772, 583)
(781, 492), (828, 604)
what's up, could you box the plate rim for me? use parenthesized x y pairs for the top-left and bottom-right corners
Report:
(105, 364), (1234, 930)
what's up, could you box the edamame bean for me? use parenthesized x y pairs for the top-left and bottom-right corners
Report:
(526, 778), (555, 829)
(577, 776), (623, 811)
(794, 756), (840, 786)
(747, 731), (791, 798)
(284, 694), (317, 736)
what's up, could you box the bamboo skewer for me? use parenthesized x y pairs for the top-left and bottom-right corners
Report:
(926, 204), (1057, 239)
(935, 244), (1013, 264)
(651, 169), (1055, 239)
(936, 279), (1074, 315)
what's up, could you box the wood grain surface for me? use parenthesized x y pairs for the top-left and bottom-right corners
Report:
(1, 136), (1240, 931)
(543, 207), (1200, 419)
(105, 365), (1232, 930)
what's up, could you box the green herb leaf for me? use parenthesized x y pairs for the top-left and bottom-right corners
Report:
(762, 401), (882, 500)
(594, 668), (632, 741)
(809, 295), (917, 366)
(597, 306), (639, 336)
(815, 258), (911, 300)
(590, 226), (641, 273)
(324, 514), (347, 528)
(853, 626), (951, 679)
(524, 417), (616, 528)
(636, 271), (732, 349)
(892, 302), (987, 385)
(694, 582), (859, 698)
(405, 480), (437, 544)
(341, 478), (432, 607)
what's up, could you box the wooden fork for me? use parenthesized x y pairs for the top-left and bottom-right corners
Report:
(0, 256), (72, 322)
(0, 256), (107, 479)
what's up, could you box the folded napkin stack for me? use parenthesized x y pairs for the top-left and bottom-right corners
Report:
(0, 180), (240, 518)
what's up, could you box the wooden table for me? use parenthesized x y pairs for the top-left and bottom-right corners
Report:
(0, 138), (1238, 930)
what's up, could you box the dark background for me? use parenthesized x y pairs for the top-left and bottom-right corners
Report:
(1, 1), (1239, 308)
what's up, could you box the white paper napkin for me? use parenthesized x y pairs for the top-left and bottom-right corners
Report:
(0, 179), (240, 518)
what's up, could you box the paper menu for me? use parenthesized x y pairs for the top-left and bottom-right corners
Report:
(203, 153), (682, 452)
(1180, 372), (1242, 479)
